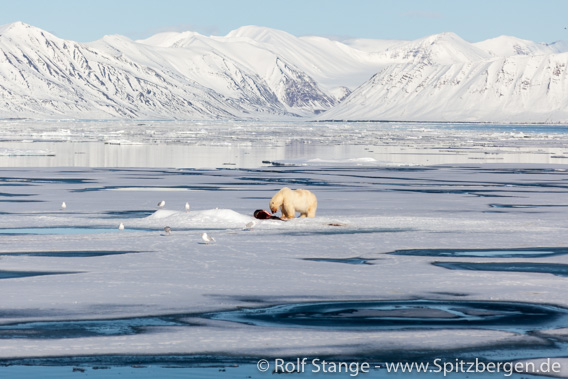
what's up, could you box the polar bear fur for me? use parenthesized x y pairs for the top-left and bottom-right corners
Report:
(269, 187), (317, 219)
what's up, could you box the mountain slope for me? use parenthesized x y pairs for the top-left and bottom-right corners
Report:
(137, 29), (338, 114)
(0, 22), (315, 119)
(1, 22), (567, 122)
(224, 25), (383, 92)
(0, 22), (248, 119)
(374, 32), (491, 65)
(320, 52), (568, 122)
(474, 35), (568, 57)
(138, 25), (385, 107)
(320, 33), (568, 123)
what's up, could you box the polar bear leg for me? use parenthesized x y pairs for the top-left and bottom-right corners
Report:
(282, 203), (296, 219)
(307, 203), (317, 218)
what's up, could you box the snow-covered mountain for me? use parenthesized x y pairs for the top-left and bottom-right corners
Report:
(0, 22), (336, 119)
(373, 32), (492, 65)
(138, 25), (383, 107)
(321, 33), (568, 123)
(474, 35), (568, 57)
(0, 21), (567, 122)
(320, 53), (568, 122)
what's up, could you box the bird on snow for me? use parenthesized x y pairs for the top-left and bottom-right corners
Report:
(118, 222), (125, 230)
(244, 220), (256, 231)
(164, 226), (171, 236)
(185, 202), (190, 212)
(201, 232), (215, 244)
(157, 200), (165, 208)
(61, 201), (67, 210)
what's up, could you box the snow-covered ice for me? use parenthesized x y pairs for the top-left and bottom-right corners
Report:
(1, 121), (568, 378)
(1, 166), (568, 365)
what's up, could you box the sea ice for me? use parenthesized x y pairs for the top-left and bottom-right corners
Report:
(1, 121), (568, 378)
(0, 163), (567, 373)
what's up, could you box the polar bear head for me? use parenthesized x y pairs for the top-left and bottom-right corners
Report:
(269, 187), (290, 213)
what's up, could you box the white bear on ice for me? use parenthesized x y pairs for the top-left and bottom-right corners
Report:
(269, 187), (317, 219)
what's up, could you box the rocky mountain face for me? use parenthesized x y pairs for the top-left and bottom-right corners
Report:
(0, 22), (567, 122)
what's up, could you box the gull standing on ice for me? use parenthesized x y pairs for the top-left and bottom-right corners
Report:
(61, 201), (67, 210)
(244, 220), (256, 231)
(185, 202), (190, 212)
(157, 200), (165, 208)
(201, 232), (215, 244)
(164, 226), (171, 236)
(118, 222), (125, 230)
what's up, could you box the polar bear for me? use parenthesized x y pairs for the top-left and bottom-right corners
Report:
(269, 187), (317, 219)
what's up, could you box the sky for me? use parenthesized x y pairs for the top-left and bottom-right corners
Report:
(0, 0), (567, 44)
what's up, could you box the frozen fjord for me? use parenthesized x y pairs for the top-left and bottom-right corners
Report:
(2, 120), (568, 167)
(0, 163), (568, 373)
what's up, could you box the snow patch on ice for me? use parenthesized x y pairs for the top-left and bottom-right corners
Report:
(136, 208), (359, 232)
(141, 208), (254, 229)
(146, 209), (179, 219)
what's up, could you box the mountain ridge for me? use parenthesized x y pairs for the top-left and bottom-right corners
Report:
(1, 22), (567, 122)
